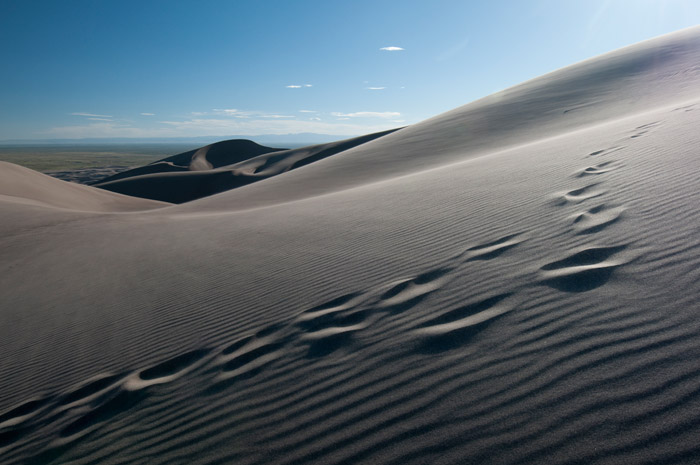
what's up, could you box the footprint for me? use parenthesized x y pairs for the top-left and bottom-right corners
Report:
(0, 396), (52, 430)
(673, 104), (696, 112)
(540, 245), (628, 292)
(295, 292), (365, 324)
(575, 161), (619, 177)
(300, 322), (368, 358)
(130, 348), (212, 388)
(588, 146), (623, 157)
(375, 267), (449, 313)
(555, 184), (605, 205)
(58, 387), (147, 443)
(635, 121), (660, 130)
(571, 205), (624, 234)
(416, 293), (515, 353)
(57, 373), (125, 409)
(0, 396), (53, 448)
(206, 331), (288, 392)
(296, 294), (372, 357)
(630, 122), (661, 139)
(464, 234), (523, 261)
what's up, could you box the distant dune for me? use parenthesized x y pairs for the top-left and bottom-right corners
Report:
(92, 129), (398, 203)
(1, 27), (700, 465)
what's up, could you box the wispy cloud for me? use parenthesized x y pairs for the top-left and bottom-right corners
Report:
(365, 87), (386, 90)
(212, 109), (296, 119)
(380, 46), (403, 51)
(332, 111), (400, 119)
(304, 84), (312, 87)
(213, 108), (247, 117)
(286, 85), (302, 88)
(299, 110), (317, 113)
(87, 117), (113, 121)
(140, 112), (155, 116)
(70, 112), (112, 118)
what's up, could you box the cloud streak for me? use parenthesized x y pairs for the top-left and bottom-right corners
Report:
(70, 112), (112, 118)
(380, 46), (404, 51)
(332, 111), (400, 119)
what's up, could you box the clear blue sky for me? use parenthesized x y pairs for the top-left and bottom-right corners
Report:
(1, 0), (699, 140)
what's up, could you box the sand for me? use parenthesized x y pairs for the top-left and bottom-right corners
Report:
(1, 26), (700, 465)
(92, 129), (399, 203)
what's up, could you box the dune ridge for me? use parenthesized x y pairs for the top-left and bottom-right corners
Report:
(1, 27), (700, 465)
(92, 129), (399, 204)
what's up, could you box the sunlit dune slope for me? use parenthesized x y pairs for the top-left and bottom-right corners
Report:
(1, 26), (700, 465)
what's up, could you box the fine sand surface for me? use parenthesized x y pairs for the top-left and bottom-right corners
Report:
(2, 27), (700, 465)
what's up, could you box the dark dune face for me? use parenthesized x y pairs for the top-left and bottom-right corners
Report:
(92, 129), (399, 204)
(1, 27), (700, 465)
(92, 139), (286, 185)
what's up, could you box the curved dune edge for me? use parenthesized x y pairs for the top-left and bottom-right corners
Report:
(173, 25), (700, 213)
(93, 139), (286, 185)
(1, 27), (700, 465)
(93, 129), (399, 204)
(0, 161), (170, 212)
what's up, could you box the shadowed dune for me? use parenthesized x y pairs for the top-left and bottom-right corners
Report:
(93, 139), (285, 185)
(92, 129), (398, 203)
(1, 26), (700, 465)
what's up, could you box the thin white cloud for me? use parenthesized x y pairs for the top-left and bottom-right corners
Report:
(304, 84), (312, 87)
(286, 85), (302, 88)
(299, 110), (317, 113)
(332, 111), (401, 119)
(70, 112), (112, 118)
(261, 115), (295, 119)
(309, 117), (321, 121)
(380, 46), (404, 51)
(87, 117), (113, 121)
(140, 112), (155, 116)
(46, 116), (399, 138)
(365, 87), (386, 90)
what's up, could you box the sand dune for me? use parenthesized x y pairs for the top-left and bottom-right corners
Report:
(0, 161), (168, 212)
(93, 139), (285, 185)
(93, 129), (399, 203)
(1, 27), (700, 465)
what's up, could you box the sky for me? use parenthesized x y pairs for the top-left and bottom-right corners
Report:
(1, 0), (700, 141)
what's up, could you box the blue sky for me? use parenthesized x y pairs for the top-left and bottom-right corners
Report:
(1, 0), (699, 140)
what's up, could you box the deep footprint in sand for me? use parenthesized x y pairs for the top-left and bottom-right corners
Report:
(555, 183), (605, 205)
(571, 204), (624, 234)
(295, 293), (373, 357)
(463, 234), (523, 261)
(415, 293), (515, 353)
(575, 161), (620, 177)
(205, 326), (293, 392)
(588, 146), (624, 157)
(375, 267), (450, 314)
(540, 245), (628, 292)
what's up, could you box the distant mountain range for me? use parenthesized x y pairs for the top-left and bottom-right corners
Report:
(0, 133), (355, 146)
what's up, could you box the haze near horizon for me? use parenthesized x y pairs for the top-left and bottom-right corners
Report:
(1, 0), (700, 140)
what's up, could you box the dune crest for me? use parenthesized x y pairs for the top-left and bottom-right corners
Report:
(0, 161), (169, 212)
(1, 27), (700, 465)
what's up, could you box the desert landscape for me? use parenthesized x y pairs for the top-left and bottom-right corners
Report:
(2, 16), (700, 465)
